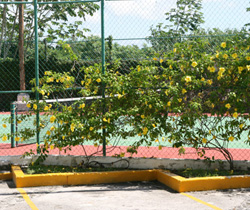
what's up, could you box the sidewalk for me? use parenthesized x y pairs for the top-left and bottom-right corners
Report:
(0, 180), (250, 210)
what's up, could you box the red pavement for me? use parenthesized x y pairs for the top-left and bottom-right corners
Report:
(0, 143), (250, 161)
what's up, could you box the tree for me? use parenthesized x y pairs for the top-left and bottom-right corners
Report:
(148, 0), (204, 53)
(0, 1), (99, 90)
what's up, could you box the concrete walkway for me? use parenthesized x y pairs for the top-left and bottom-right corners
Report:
(0, 180), (250, 210)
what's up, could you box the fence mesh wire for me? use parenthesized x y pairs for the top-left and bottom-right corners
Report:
(0, 0), (250, 161)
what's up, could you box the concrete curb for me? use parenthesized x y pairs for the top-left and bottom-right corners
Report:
(10, 166), (250, 192)
(0, 172), (12, 180)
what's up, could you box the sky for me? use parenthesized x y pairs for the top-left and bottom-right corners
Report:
(79, 0), (250, 46)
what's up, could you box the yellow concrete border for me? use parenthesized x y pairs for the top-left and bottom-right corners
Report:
(11, 166), (250, 192)
(12, 165), (157, 188)
(157, 170), (250, 192)
(0, 172), (12, 180)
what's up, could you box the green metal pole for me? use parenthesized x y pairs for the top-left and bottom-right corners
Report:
(34, 0), (40, 151)
(101, 0), (106, 156)
(10, 103), (16, 148)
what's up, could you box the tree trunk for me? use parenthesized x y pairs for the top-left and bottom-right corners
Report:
(19, 0), (25, 90)
(0, 4), (7, 57)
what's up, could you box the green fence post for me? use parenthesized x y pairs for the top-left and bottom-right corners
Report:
(101, 0), (106, 156)
(10, 103), (16, 148)
(34, 0), (40, 152)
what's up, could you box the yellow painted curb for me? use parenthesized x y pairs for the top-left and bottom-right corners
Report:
(11, 166), (250, 192)
(157, 170), (250, 192)
(0, 172), (12, 180)
(12, 166), (157, 188)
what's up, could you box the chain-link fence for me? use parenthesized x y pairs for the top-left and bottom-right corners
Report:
(0, 0), (250, 162)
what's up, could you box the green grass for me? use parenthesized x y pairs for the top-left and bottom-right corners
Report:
(172, 168), (250, 178)
(22, 164), (128, 175)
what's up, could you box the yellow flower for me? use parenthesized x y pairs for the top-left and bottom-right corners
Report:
(15, 137), (20, 142)
(26, 103), (31, 108)
(107, 118), (111, 124)
(103, 118), (108, 122)
(246, 56), (250, 61)
(160, 59), (164, 63)
(50, 115), (56, 123)
(142, 127), (148, 135)
(173, 48), (177, 53)
(169, 65), (173, 69)
(221, 42), (226, 48)
(233, 112), (238, 118)
(185, 76), (191, 83)
(50, 145), (54, 150)
(182, 89), (187, 94)
(2, 135), (7, 141)
(208, 66), (215, 73)
(228, 136), (234, 141)
(2, 124), (7, 128)
(137, 65), (141, 72)
(158, 145), (162, 150)
(117, 94), (122, 99)
(223, 54), (228, 59)
(33, 104), (37, 110)
(178, 98), (182, 103)
(165, 90), (169, 96)
(141, 115), (145, 119)
(96, 78), (101, 83)
(81, 80), (84, 85)
(70, 123), (75, 132)
(48, 77), (54, 83)
(247, 65), (250, 71)
(149, 104), (152, 109)
(94, 143), (98, 147)
(167, 101), (171, 107)
(44, 106), (49, 111)
(46, 130), (51, 136)
(89, 127), (94, 131)
(232, 53), (238, 59)
(201, 77), (205, 81)
(50, 126), (55, 131)
(60, 77), (65, 83)
(239, 124), (244, 129)
(202, 138), (207, 144)
(40, 90), (45, 95)
(219, 67), (225, 73)
(225, 103), (231, 109)
(155, 139), (159, 143)
(238, 66), (244, 74)
(191, 61), (198, 68)
(152, 124), (156, 128)
(153, 57), (158, 61)
(211, 103), (215, 109)
(207, 80), (213, 85)
(66, 76), (71, 81)
(79, 103), (85, 109)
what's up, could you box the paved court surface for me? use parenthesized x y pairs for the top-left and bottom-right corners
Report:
(0, 180), (250, 210)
